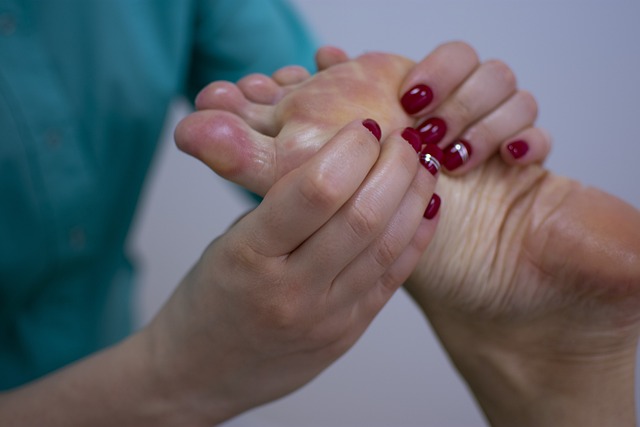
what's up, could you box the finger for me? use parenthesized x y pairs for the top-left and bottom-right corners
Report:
(332, 171), (439, 303)
(415, 59), (518, 151)
(399, 41), (479, 116)
(289, 129), (430, 285)
(361, 215), (440, 317)
(315, 45), (350, 71)
(272, 65), (311, 86)
(236, 119), (382, 257)
(442, 90), (538, 174)
(500, 127), (553, 165)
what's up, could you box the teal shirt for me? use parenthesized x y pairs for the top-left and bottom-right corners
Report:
(0, 0), (316, 389)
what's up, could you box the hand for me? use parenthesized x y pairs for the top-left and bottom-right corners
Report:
(148, 120), (439, 424)
(397, 41), (551, 172)
(177, 42), (549, 198)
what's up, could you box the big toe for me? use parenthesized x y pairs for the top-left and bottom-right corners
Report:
(175, 109), (275, 196)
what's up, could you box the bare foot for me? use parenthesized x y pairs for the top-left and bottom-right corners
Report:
(176, 52), (414, 196)
(175, 48), (640, 424)
(406, 160), (640, 426)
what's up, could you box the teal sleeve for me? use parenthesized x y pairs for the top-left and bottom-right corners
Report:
(186, 0), (318, 100)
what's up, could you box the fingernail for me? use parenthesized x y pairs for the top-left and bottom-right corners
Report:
(401, 127), (422, 152)
(362, 119), (381, 141)
(443, 139), (473, 171)
(419, 144), (444, 176)
(416, 117), (447, 145)
(401, 84), (434, 114)
(424, 193), (441, 220)
(506, 140), (529, 159)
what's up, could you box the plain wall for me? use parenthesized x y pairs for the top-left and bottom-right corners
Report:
(129, 1), (640, 426)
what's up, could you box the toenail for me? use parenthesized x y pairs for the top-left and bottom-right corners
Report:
(443, 139), (473, 171)
(420, 144), (444, 176)
(362, 119), (382, 141)
(401, 84), (434, 114)
(416, 117), (447, 145)
(424, 193), (441, 220)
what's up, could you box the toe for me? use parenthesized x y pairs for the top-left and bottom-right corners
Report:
(175, 110), (276, 196)
(315, 45), (350, 70)
(272, 65), (311, 86)
(194, 80), (280, 137)
(237, 73), (283, 105)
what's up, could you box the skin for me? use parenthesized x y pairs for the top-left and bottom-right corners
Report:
(178, 43), (640, 426)
(0, 97), (438, 426)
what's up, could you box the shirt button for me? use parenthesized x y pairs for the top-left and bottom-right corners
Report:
(0, 13), (16, 36)
(69, 226), (86, 250)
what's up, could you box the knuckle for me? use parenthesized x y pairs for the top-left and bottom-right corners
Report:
(346, 199), (383, 242)
(378, 268), (404, 295)
(258, 297), (301, 331)
(449, 94), (475, 124)
(371, 236), (401, 272)
(297, 170), (342, 213)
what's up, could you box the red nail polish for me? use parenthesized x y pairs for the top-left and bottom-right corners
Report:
(401, 127), (422, 153)
(401, 84), (434, 114)
(416, 117), (447, 145)
(424, 193), (441, 220)
(443, 139), (473, 171)
(507, 140), (529, 159)
(419, 144), (444, 176)
(362, 119), (381, 141)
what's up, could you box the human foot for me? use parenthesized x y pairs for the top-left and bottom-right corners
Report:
(176, 42), (544, 197)
(405, 159), (640, 426)
(176, 52), (415, 196)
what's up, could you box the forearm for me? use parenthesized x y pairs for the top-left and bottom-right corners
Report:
(426, 308), (637, 427)
(0, 330), (210, 427)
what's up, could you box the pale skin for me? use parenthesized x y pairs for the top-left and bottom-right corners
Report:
(178, 42), (640, 426)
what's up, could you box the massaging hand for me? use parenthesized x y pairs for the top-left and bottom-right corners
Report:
(148, 120), (438, 424)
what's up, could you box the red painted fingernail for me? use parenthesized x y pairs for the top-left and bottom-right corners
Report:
(506, 140), (529, 159)
(401, 127), (422, 153)
(424, 193), (441, 220)
(419, 144), (444, 176)
(416, 117), (447, 145)
(443, 139), (473, 171)
(401, 84), (434, 114)
(362, 119), (381, 141)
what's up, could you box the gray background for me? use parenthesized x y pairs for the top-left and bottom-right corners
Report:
(129, 1), (640, 426)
